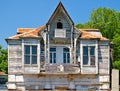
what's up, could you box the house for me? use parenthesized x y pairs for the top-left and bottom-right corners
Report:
(6, 2), (112, 91)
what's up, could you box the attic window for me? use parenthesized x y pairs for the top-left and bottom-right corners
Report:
(57, 22), (63, 29)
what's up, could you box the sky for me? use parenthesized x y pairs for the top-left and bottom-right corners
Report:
(0, 0), (120, 48)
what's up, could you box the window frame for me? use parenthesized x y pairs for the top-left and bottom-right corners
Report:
(83, 46), (96, 66)
(57, 21), (63, 29)
(63, 48), (70, 63)
(50, 47), (56, 64)
(24, 45), (38, 65)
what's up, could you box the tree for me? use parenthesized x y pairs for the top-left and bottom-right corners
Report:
(88, 8), (118, 39)
(0, 45), (8, 73)
(76, 7), (120, 62)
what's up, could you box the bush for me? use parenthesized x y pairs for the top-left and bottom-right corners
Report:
(113, 61), (120, 70)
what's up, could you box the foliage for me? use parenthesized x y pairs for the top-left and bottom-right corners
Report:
(0, 45), (8, 73)
(113, 61), (120, 70)
(76, 7), (120, 63)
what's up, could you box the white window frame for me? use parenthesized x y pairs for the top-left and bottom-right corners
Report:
(63, 48), (70, 63)
(24, 45), (38, 65)
(50, 48), (56, 63)
(82, 45), (96, 66)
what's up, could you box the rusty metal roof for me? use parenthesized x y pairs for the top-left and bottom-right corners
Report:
(80, 29), (108, 40)
(9, 25), (46, 39)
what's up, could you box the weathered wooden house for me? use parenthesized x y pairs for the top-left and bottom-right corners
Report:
(6, 2), (112, 91)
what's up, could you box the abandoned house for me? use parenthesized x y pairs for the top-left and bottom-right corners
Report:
(6, 2), (112, 91)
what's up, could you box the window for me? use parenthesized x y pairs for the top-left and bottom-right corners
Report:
(83, 46), (95, 66)
(50, 48), (56, 63)
(63, 48), (70, 63)
(57, 22), (63, 29)
(24, 45), (37, 64)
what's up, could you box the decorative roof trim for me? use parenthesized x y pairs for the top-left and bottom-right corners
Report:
(47, 1), (74, 25)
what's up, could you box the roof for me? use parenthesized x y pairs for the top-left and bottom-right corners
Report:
(80, 29), (109, 40)
(17, 28), (35, 34)
(7, 26), (108, 41)
(8, 25), (46, 39)
(80, 29), (100, 32)
(47, 2), (74, 25)
(0, 72), (6, 75)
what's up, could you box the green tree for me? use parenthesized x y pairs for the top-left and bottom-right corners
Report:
(89, 8), (118, 39)
(76, 7), (120, 62)
(0, 45), (8, 73)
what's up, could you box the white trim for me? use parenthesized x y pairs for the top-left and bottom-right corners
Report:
(50, 44), (71, 48)
(38, 41), (40, 73)
(48, 25), (50, 64)
(8, 44), (10, 74)
(22, 39), (40, 73)
(22, 39), (24, 73)
(80, 40), (83, 73)
(96, 40), (98, 73)
(80, 40), (98, 74)
(108, 44), (110, 74)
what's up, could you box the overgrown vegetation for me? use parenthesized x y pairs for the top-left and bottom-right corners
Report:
(76, 7), (120, 70)
(0, 45), (8, 74)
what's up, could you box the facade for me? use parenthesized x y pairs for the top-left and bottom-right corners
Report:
(6, 2), (112, 91)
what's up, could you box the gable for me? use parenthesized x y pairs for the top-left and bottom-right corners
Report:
(47, 2), (74, 26)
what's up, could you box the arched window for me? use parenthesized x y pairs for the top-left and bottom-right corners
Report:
(57, 22), (63, 29)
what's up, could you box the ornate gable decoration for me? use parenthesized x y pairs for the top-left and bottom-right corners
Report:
(47, 2), (74, 25)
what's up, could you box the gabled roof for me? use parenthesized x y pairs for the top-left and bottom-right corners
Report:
(47, 2), (74, 25)
(6, 2), (109, 41)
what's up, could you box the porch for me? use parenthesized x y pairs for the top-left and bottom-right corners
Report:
(40, 63), (81, 74)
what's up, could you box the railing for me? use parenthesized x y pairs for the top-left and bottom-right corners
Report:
(41, 64), (81, 74)
(55, 28), (66, 38)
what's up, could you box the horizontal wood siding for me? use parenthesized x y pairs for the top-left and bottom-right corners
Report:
(98, 44), (109, 75)
(50, 12), (71, 40)
(9, 44), (22, 74)
(82, 67), (97, 74)
(13, 74), (100, 90)
(24, 66), (39, 74)
(45, 64), (80, 73)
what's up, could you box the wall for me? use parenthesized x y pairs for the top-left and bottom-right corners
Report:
(50, 11), (71, 40)
(8, 40), (22, 74)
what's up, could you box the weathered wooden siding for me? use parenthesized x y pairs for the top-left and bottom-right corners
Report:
(98, 41), (110, 75)
(45, 64), (80, 73)
(50, 12), (71, 40)
(98, 41), (110, 90)
(8, 39), (41, 74)
(8, 43), (22, 74)
(13, 74), (100, 90)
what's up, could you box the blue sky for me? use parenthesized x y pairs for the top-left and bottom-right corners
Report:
(0, 0), (120, 48)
